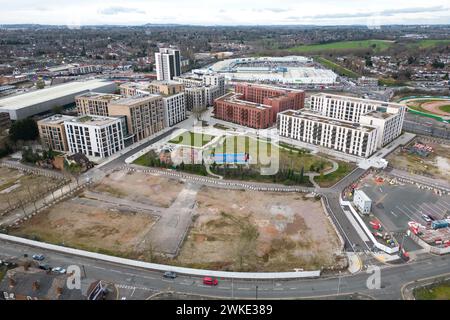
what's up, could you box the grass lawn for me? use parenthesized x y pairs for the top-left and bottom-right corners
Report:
(288, 40), (393, 54)
(379, 78), (409, 87)
(439, 105), (450, 113)
(414, 281), (450, 300)
(314, 161), (355, 188)
(407, 39), (450, 50)
(315, 57), (359, 79)
(211, 136), (332, 174)
(0, 266), (6, 282)
(169, 131), (215, 147)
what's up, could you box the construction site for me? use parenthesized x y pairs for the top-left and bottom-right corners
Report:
(7, 168), (345, 272)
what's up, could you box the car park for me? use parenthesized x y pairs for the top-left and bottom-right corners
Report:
(32, 254), (45, 261)
(163, 271), (177, 279)
(52, 267), (66, 274)
(203, 277), (218, 286)
(39, 264), (51, 271)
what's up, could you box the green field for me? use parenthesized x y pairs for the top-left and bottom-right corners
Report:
(414, 280), (450, 300)
(314, 161), (355, 188)
(315, 57), (359, 78)
(378, 78), (409, 87)
(288, 40), (393, 54)
(439, 105), (450, 113)
(408, 39), (450, 49)
(169, 131), (215, 147)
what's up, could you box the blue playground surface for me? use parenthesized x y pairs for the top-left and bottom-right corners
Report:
(214, 153), (248, 164)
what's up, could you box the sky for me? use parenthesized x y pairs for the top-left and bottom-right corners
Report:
(0, 0), (449, 26)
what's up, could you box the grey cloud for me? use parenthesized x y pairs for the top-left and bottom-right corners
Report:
(289, 5), (447, 21)
(98, 6), (146, 15)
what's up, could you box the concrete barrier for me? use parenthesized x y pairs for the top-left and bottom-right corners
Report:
(0, 234), (321, 280)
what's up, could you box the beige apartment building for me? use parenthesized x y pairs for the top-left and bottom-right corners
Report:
(148, 81), (184, 96)
(108, 95), (165, 143)
(75, 92), (122, 117)
(37, 114), (75, 152)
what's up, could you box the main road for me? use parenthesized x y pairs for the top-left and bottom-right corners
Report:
(1, 239), (449, 300)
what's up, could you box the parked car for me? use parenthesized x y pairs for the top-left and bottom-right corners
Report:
(163, 271), (177, 279)
(52, 267), (66, 274)
(38, 264), (51, 271)
(32, 254), (45, 261)
(203, 277), (218, 286)
(422, 214), (431, 223)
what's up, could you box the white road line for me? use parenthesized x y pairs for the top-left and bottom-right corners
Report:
(391, 211), (398, 217)
(238, 288), (251, 291)
(436, 202), (450, 211)
(420, 203), (442, 216)
(396, 206), (414, 220)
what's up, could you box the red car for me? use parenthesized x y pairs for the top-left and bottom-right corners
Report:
(203, 277), (218, 286)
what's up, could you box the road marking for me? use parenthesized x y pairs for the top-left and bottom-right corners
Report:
(390, 211), (398, 217)
(420, 203), (442, 216)
(238, 288), (251, 291)
(396, 206), (414, 220)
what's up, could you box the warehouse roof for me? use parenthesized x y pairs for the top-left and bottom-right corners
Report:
(0, 80), (115, 111)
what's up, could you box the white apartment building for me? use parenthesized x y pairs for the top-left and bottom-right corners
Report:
(64, 115), (124, 158)
(278, 110), (378, 158)
(163, 92), (186, 127)
(309, 93), (405, 148)
(155, 48), (181, 81)
(202, 74), (226, 97)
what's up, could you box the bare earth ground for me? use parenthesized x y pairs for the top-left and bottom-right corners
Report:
(91, 170), (185, 208)
(9, 170), (344, 271)
(10, 196), (157, 258)
(420, 100), (450, 116)
(0, 167), (63, 212)
(175, 187), (344, 272)
(387, 139), (450, 181)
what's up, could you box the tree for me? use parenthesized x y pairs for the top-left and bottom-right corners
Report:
(36, 78), (45, 89)
(9, 118), (39, 142)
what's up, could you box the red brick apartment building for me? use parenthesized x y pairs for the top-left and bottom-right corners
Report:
(214, 83), (304, 128)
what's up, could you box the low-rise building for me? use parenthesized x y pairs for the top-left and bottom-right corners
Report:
(353, 189), (372, 214)
(0, 111), (11, 129)
(64, 115), (124, 158)
(37, 114), (75, 152)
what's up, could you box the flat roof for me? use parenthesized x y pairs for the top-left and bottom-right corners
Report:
(0, 80), (115, 111)
(218, 92), (271, 110)
(38, 114), (75, 125)
(355, 189), (372, 202)
(76, 92), (122, 101)
(65, 115), (120, 126)
(280, 109), (376, 132)
(312, 93), (404, 109)
(111, 94), (162, 105)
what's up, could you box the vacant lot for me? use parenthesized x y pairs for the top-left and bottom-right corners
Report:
(91, 170), (184, 208)
(0, 167), (64, 212)
(169, 131), (215, 148)
(11, 196), (157, 258)
(386, 139), (450, 182)
(175, 187), (344, 272)
(315, 57), (360, 78)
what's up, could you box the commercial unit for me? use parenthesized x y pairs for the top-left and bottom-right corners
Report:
(75, 92), (122, 117)
(214, 92), (272, 129)
(155, 48), (181, 81)
(37, 114), (75, 152)
(353, 189), (372, 214)
(309, 93), (405, 148)
(64, 115), (124, 158)
(108, 95), (165, 143)
(277, 110), (378, 158)
(0, 80), (117, 120)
